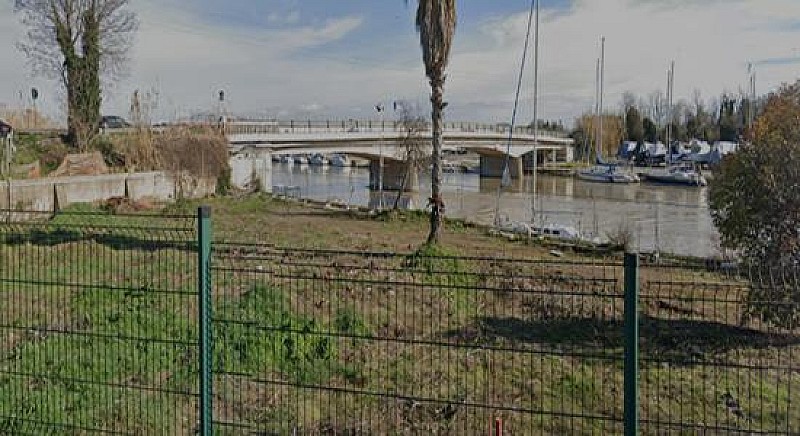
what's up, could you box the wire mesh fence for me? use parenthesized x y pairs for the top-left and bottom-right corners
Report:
(638, 261), (800, 434)
(211, 245), (626, 434)
(0, 208), (798, 435)
(0, 210), (199, 434)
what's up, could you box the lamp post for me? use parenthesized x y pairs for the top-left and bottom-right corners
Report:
(376, 103), (385, 211)
(217, 90), (226, 133)
(31, 88), (39, 129)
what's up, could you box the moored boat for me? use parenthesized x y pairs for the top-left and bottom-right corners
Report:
(309, 153), (327, 166)
(577, 164), (640, 183)
(329, 154), (349, 167)
(643, 164), (707, 186)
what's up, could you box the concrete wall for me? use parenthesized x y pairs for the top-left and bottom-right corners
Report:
(3, 171), (215, 212)
(230, 153), (272, 193)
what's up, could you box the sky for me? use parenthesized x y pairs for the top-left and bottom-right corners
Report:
(2, 0), (800, 126)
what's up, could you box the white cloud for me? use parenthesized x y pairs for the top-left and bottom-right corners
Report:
(3, 0), (800, 125)
(445, 0), (800, 123)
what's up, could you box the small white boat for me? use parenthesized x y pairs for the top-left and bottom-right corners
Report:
(496, 218), (584, 242)
(294, 155), (308, 165)
(329, 154), (349, 167)
(461, 161), (480, 174)
(643, 164), (707, 186)
(279, 155), (294, 165)
(577, 165), (640, 183)
(533, 223), (583, 241)
(309, 153), (327, 166)
(442, 161), (460, 173)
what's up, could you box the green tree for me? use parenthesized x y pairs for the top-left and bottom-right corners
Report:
(16, 0), (138, 149)
(717, 94), (739, 142)
(642, 117), (658, 143)
(624, 105), (644, 144)
(407, 0), (457, 244)
(709, 80), (800, 327)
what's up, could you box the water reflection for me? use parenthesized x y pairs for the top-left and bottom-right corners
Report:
(269, 163), (719, 258)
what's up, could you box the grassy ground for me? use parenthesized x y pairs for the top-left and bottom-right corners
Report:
(0, 196), (798, 434)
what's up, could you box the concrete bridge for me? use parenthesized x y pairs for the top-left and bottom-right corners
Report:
(225, 120), (574, 192)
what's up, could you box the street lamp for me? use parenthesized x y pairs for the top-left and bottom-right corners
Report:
(31, 88), (39, 129)
(375, 103), (385, 211)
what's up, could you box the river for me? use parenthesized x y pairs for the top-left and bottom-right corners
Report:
(271, 162), (720, 258)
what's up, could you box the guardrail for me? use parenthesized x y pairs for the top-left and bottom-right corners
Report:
(13, 121), (572, 139)
(224, 120), (570, 138)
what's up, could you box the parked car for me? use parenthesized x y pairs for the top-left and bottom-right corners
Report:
(100, 115), (130, 129)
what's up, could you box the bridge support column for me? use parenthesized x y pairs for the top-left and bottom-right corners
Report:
(369, 159), (418, 192)
(229, 150), (272, 194)
(479, 155), (524, 179)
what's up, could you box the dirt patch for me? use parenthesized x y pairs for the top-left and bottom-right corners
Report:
(51, 152), (109, 177)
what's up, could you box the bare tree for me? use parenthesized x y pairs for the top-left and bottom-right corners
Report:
(646, 90), (667, 128)
(407, 0), (457, 245)
(393, 101), (429, 209)
(15, 0), (138, 149)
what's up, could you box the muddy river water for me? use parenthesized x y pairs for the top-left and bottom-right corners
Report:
(271, 163), (720, 258)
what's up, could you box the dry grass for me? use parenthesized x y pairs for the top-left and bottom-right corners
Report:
(0, 107), (57, 130)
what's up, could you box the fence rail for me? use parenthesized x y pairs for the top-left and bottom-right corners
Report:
(224, 119), (570, 138)
(0, 208), (797, 434)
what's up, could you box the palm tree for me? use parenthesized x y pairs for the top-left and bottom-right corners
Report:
(408, 0), (457, 244)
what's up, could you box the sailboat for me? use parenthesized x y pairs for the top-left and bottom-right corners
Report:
(494, 0), (586, 243)
(577, 38), (640, 184)
(642, 62), (707, 187)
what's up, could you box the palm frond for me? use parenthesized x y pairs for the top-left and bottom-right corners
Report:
(412, 0), (457, 80)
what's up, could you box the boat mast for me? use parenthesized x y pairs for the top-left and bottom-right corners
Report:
(666, 61), (674, 166)
(748, 63), (756, 130)
(600, 38), (605, 159)
(494, 0), (536, 226)
(531, 0), (540, 223)
(594, 57), (600, 164)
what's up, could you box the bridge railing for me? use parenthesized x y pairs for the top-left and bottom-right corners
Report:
(225, 120), (569, 138)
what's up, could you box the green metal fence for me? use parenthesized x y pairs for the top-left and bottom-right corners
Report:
(1, 207), (798, 435)
(0, 209), (200, 434)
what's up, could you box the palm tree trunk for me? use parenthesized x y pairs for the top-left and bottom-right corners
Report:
(427, 75), (445, 244)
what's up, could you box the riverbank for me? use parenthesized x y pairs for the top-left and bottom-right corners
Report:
(168, 194), (716, 266)
(170, 194), (587, 258)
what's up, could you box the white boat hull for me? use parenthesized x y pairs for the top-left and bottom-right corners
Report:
(329, 155), (349, 167)
(644, 167), (707, 186)
(577, 166), (640, 183)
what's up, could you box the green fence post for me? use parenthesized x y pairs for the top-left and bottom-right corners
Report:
(624, 252), (640, 436)
(198, 206), (213, 436)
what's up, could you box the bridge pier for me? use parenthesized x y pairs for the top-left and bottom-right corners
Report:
(229, 151), (272, 193)
(479, 155), (524, 179)
(369, 159), (419, 192)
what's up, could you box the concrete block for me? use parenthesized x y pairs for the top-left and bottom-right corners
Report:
(0, 181), (8, 210)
